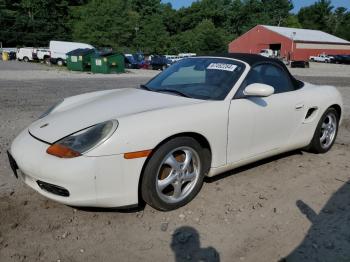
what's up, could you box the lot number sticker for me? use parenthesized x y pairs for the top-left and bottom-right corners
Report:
(207, 63), (237, 72)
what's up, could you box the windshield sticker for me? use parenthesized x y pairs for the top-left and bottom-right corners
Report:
(207, 63), (237, 72)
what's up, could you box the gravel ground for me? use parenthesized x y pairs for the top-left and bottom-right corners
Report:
(0, 61), (350, 262)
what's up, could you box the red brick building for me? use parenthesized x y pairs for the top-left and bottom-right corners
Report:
(228, 25), (350, 61)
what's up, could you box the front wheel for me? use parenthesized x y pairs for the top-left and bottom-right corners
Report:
(307, 108), (339, 153)
(141, 137), (208, 211)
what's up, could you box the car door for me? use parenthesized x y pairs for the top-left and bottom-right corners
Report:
(227, 63), (306, 164)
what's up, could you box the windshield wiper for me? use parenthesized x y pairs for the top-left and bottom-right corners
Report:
(155, 89), (191, 98)
(140, 84), (152, 91)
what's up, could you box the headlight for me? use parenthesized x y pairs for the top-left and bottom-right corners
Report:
(39, 99), (64, 119)
(46, 120), (118, 158)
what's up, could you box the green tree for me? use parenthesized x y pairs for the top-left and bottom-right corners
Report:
(262, 0), (293, 26)
(133, 14), (169, 53)
(170, 19), (229, 54)
(282, 15), (302, 28)
(10, 0), (70, 46)
(331, 7), (350, 40)
(298, 0), (333, 32)
(72, 0), (138, 51)
(129, 0), (170, 53)
(1, 0), (350, 53)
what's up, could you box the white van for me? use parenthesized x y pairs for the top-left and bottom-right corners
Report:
(49, 40), (94, 66)
(17, 47), (37, 62)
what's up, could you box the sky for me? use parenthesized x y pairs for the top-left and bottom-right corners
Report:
(162, 0), (350, 12)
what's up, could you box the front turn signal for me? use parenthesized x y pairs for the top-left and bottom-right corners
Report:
(47, 144), (81, 158)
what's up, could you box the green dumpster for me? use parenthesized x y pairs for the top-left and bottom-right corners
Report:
(66, 48), (95, 71)
(91, 52), (125, 74)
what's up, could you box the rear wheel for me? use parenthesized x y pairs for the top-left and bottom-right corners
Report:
(57, 59), (64, 66)
(141, 137), (208, 211)
(23, 56), (29, 62)
(307, 108), (339, 153)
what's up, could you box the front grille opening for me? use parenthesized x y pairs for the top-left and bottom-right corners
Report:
(37, 180), (70, 197)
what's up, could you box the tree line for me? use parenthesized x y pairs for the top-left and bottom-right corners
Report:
(0, 0), (349, 54)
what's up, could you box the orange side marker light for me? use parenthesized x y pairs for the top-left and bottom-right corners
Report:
(124, 150), (152, 159)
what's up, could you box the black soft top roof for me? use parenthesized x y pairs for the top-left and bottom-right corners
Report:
(218, 53), (280, 66)
(207, 53), (304, 89)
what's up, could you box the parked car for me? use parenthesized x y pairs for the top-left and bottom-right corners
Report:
(5, 51), (17, 60)
(309, 54), (333, 63)
(36, 48), (51, 64)
(124, 54), (139, 69)
(151, 55), (172, 70)
(178, 53), (196, 58)
(16, 47), (37, 62)
(165, 55), (182, 64)
(49, 40), (94, 66)
(330, 55), (350, 64)
(124, 53), (148, 69)
(8, 54), (343, 211)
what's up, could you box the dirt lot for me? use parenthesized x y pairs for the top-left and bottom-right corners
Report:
(0, 61), (349, 262)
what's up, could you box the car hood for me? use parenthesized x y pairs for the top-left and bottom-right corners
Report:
(29, 88), (202, 143)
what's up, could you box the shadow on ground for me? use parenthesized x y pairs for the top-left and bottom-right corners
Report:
(205, 149), (303, 183)
(171, 226), (220, 262)
(281, 180), (350, 262)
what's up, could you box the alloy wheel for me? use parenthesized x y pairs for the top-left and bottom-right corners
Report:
(320, 112), (337, 149)
(155, 147), (201, 204)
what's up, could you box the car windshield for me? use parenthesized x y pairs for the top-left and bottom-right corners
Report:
(145, 57), (245, 100)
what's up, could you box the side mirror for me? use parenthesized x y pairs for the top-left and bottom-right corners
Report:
(243, 83), (274, 97)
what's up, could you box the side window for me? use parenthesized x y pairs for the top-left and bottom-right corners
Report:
(236, 64), (294, 98)
(260, 65), (294, 93)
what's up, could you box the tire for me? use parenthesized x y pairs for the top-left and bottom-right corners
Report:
(141, 137), (209, 211)
(23, 57), (29, 62)
(307, 108), (339, 153)
(44, 57), (51, 65)
(57, 59), (64, 66)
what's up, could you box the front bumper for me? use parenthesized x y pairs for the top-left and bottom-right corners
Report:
(9, 129), (146, 208)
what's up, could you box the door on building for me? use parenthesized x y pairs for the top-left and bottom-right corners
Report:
(269, 43), (282, 57)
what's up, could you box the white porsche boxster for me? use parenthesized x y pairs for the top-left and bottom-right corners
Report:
(8, 54), (343, 211)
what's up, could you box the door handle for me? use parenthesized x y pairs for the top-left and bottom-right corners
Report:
(295, 103), (304, 110)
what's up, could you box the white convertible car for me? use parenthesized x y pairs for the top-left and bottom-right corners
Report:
(8, 54), (343, 211)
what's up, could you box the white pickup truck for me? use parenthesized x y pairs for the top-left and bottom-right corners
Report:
(36, 48), (51, 64)
(309, 54), (333, 63)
